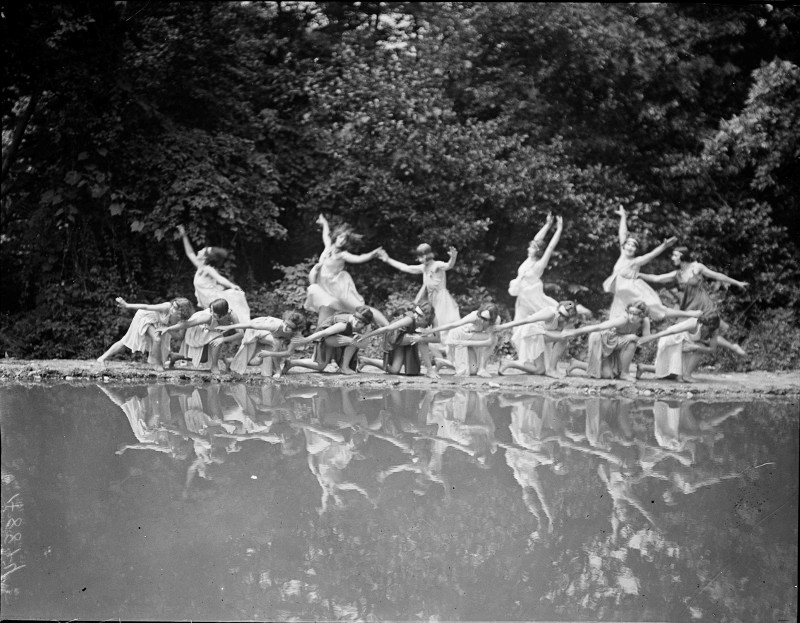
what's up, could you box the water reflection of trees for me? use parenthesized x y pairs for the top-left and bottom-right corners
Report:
(92, 383), (798, 621)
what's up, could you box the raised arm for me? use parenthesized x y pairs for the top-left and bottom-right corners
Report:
(177, 225), (203, 268)
(532, 212), (554, 247)
(638, 318), (698, 346)
(615, 205), (628, 248)
(115, 297), (171, 314)
(443, 246), (458, 271)
(697, 263), (748, 288)
(635, 237), (678, 267)
(537, 216), (563, 269)
(378, 250), (424, 274)
(317, 214), (332, 249)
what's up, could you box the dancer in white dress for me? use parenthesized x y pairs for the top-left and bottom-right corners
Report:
(603, 206), (695, 322)
(378, 243), (460, 340)
(304, 214), (388, 326)
(97, 296), (194, 369)
(225, 310), (306, 377)
(177, 224), (250, 323)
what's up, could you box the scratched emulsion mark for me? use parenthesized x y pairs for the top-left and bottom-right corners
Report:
(1, 468), (25, 605)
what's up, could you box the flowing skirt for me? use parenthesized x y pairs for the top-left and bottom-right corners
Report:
(304, 270), (364, 313)
(120, 310), (171, 365)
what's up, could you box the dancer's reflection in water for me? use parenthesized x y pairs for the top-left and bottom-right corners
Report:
(98, 384), (191, 460)
(497, 394), (568, 534)
(423, 389), (498, 465)
(285, 387), (376, 514)
(650, 400), (746, 505)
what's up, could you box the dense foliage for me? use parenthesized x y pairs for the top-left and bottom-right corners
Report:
(2, 2), (798, 368)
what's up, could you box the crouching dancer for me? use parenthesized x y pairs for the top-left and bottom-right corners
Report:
(636, 312), (721, 383)
(156, 298), (243, 375)
(224, 310), (306, 378)
(495, 300), (579, 378)
(358, 303), (440, 378)
(283, 306), (374, 375)
(98, 296), (194, 370)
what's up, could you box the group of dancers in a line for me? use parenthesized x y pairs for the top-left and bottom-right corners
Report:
(98, 207), (749, 383)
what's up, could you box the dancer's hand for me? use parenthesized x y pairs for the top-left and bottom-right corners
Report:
(545, 212), (554, 226)
(662, 236), (678, 248)
(556, 215), (563, 228)
(316, 214), (327, 226)
(376, 248), (389, 261)
(177, 224), (186, 237)
(615, 205), (626, 218)
(447, 246), (458, 258)
(115, 297), (128, 310)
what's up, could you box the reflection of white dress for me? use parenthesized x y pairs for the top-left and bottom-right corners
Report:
(304, 250), (364, 313)
(120, 310), (171, 364)
(509, 258), (558, 355)
(603, 255), (668, 321)
(194, 268), (250, 323)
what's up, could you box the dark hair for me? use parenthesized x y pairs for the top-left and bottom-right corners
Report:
(624, 236), (640, 249)
(698, 311), (721, 332)
(674, 246), (692, 263)
(283, 310), (306, 332)
(203, 247), (229, 267)
(626, 300), (649, 318)
(415, 243), (434, 260)
(477, 303), (499, 323)
(413, 301), (435, 327)
(171, 297), (195, 321)
(353, 305), (373, 325)
(210, 298), (229, 316)
(557, 300), (577, 318)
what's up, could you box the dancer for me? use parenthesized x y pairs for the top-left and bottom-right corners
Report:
(639, 245), (748, 356)
(419, 303), (500, 377)
(495, 300), (580, 377)
(305, 213), (388, 326)
(565, 301), (659, 382)
(603, 206), (696, 321)
(157, 298), (243, 373)
(358, 303), (440, 377)
(283, 305), (374, 375)
(378, 243), (460, 339)
(97, 296), (194, 369)
(225, 310), (306, 377)
(636, 312), (721, 382)
(177, 224), (250, 322)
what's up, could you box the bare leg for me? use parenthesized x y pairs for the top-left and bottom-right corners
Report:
(475, 345), (492, 377)
(359, 357), (386, 372)
(417, 343), (439, 378)
(340, 345), (360, 374)
(636, 363), (656, 379)
(283, 358), (327, 373)
(499, 357), (545, 376)
(545, 341), (567, 377)
(145, 325), (164, 370)
(98, 340), (128, 364)
(567, 358), (587, 375)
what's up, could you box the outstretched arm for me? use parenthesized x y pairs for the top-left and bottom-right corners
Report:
(537, 215), (562, 269)
(177, 225), (203, 269)
(638, 319), (699, 345)
(697, 263), (748, 288)
(563, 317), (623, 339)
(639, 271), (678, 285)
(378, 250), (424, 274)
(360, 316), (413, 341)
(341, 249), (382, 264)
(157, 311), (211, 335)
(199, 264), (240, 290)
(115, 297), (171, 314)
(295, 322), (349, 344)
(495, 308), (557, 331)
(418, 311), (478, 335)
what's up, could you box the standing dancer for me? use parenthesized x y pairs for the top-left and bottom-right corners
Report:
(305, 214), (388, 326)
(378, 243), (460, 340)
(603, 206), (695, 322)
(177, 224), (250, 323)
(639, 246), (748, 356)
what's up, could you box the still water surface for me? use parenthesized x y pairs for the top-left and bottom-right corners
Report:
(0, 383), (797, 621)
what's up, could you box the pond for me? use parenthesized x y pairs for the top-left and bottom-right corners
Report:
(0, 383), (797, 622)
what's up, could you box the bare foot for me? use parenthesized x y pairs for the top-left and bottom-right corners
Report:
(618, 373), (635, 382)
(497, 359), (510, 376)
(476, 369), (492, 378)
(681, 375), (697, 384)
(341, 367), (357, 375)
(97, 357), (107, 366)
(544, 369), (564, 379)
(566, 359), (582, 375)
(427, 370), (440, 379)
(635, 365), (644, 379)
